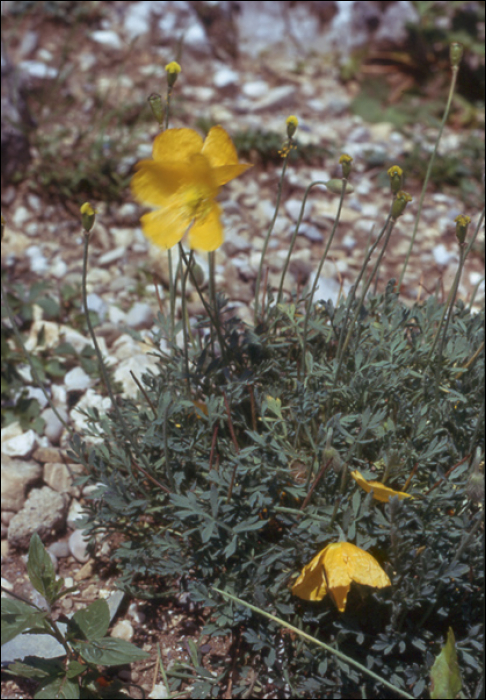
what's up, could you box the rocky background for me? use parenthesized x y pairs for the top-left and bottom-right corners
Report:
(1, 2), (484, 698)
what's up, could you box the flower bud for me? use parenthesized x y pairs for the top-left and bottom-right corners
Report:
(190, 261), (205, 287)
(387, 165), (403, 195)
(80, 202), (96, 233)
(454, 214), (470, 245)
(450, 42), (464, 69)
(325, 179), (354, 195)
(391, 191), (412, 220)
(466, 470), (484, 504)
(165, 61), (181, 89)
(339, 153), (353, 179)
(286, 115), (299, 139)
(322, 447), (342, 474)
(148, 93), (164, 127)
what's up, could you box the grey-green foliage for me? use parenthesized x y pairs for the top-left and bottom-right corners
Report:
(70, 287), (484, 699)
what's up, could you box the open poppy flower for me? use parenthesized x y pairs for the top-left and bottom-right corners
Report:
(131, 126), (252, 251)
(292, 542), (391, 611)
(351, 470), (414, 503)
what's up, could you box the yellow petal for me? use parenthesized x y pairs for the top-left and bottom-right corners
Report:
(339, 542), (391, 589)
(152, 128), (204, 163)
(131, 160), (196, 206)
(291, 548), (328, 601)
(202, 126), (240, 167)
(351, 470), (413, 502)
(322, 543), (353, 612)
(139, 206), (190, 250)
(187, 202), (224, 251)
(212, 162), (253, 188)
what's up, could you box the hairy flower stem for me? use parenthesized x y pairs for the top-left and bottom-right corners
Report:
(426, 207), (483, 370)
(277, 180), (327, 304)
(254, 155), (289, 325)
(431, 244), (468, 405)
(164, 85), (176, 346)
(178, 245), (227, 362)
(398, 62), (460, 290)
(333, 213), (395, 388)
(302, 180), (347, 379)
(208, 251), (217, 355)
(167, 248), (176, 347)
(179, 245), (193, 395)
(82, 232), (146, 484)
(213, 588), (414, 699)
(1, 276), (74, 437)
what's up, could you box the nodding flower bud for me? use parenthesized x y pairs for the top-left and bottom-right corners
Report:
(450, 42), (464, 69)
(190, 261), (205, 287)
(454, 214), (470, 245)
(322, 447), (343, 474)
(148, 93), (164, 127)
(387, 165), (403, 195)
(286, 115), (299, 139)
(325, 179), (354, 195)
(339, 153), (353, 179)
(80, 202), (96, 233)
(466, 450), (484, 504)
(165, 61), (181, 89)
(391, 191), (412, 220)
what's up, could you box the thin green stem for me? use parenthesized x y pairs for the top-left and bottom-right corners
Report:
(1, 275), (74, 437)
(332, 221), (380, 371)
(254, 154), (289, 324)
(334, 215), (396, 386)
(398, 65), (459, 290)
(82, 232), (145, 484)
(464, 207), (485, 259)
(302, 179), (347, 378)
(179, 244), (192, 395)
(163, 86), (176, 347)
(427, 242), (468, 364)
(213, 587), (414, 699)
(436, 244), (467, 360)
(167, 248), (175, 347)
(277, 180), (327, 305)
(178, 245), (227, 361)
(208, 251), (216, 354)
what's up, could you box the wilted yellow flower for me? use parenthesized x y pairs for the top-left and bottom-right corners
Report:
(339, 153), (353, 178)
(131, 126), (252, 251)
(351, 470), (414, 502)
(292, 542), (391, 611)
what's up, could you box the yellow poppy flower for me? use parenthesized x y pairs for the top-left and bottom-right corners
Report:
(131, 126), (252, 252)
(351, 470), (414, 503)
(292, 542), (391, 612)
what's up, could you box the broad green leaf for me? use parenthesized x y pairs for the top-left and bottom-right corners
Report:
(27, 533), (64, 606)
(73, 637), (149, 666)
(72, 599), (110, 641)
(430, 627), (462, 699)
(1, 598), (49, 645)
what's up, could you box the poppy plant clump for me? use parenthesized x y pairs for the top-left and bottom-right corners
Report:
(292, 542), (391, 612)
(131, 126), (252, 251)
